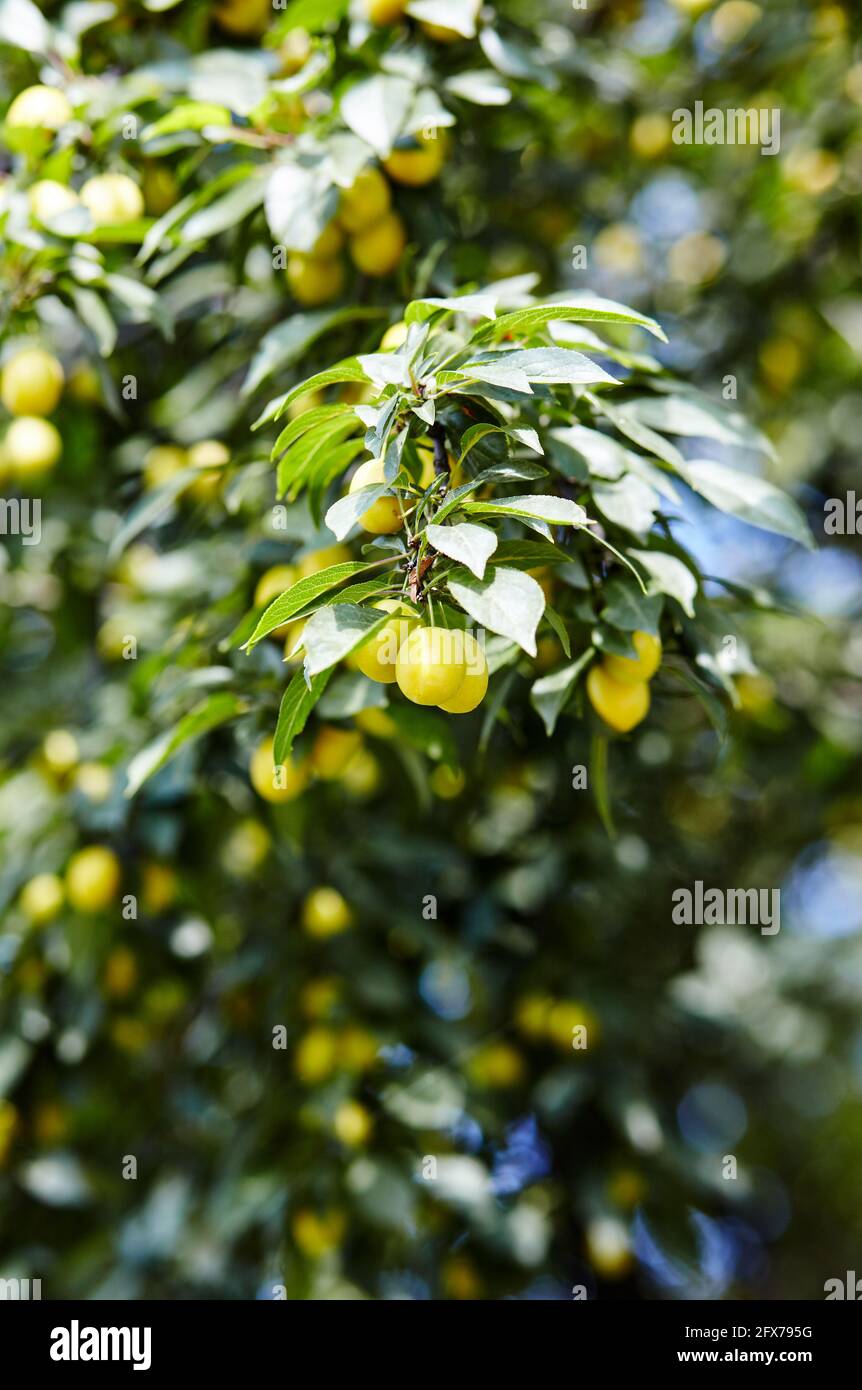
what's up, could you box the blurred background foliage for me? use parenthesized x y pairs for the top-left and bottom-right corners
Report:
(1, 0), (861, 1300)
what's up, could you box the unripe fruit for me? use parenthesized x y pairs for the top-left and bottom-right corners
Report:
(6, 85), (73, 131)
(254, 564), (297, 639)
(143, 444), (186, 489)
(379, 319), (408, 351)
(302, 886), (353, 938)
(338, 166), (391, 233)
(396, 627), (467, 706)
(353, 600), (419, 683)
(283, 620), (306, 664)
(28, 180), (80, 226)
(249, 735), (307, 803)
(5, 417), (61, 477)
(213, 0), (272, 36)
(80, 173), (144, 227)
(429, 764), (465, 799)
(354, 707), (397, 739)
(286, 252), (345, 305)
(1, 348), (64, 417)
(340, 746), (381, 797)
(365, 0), (406, 23)
(438, 632), (488, 713)
(141, 861), (179, 915)
(383, 131), (447, 186)
(104, 946), (137, 998)
(333, 1099), (373, 1146)
(349, 210), (406, 276)
(73, 762), (113, 802)
(65, 846), (121, 913)
(467, 1041), (525, 1088)
(602, 630), (662, 685)
(348, 457), (402, 534)
(586, 664), (650, 733)
(19, 872), (64, 926)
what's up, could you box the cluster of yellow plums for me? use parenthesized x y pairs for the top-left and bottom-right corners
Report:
(586, 630), (662, 733)
(7, 83), (148, 232)
(18, 845), (121, 925)
(353, 606), (489, 714)
(286, 136), (446, 305)
(0, 344), (65, 481)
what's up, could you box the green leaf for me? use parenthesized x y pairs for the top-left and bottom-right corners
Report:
(317, 671), (388, 719)
(448, 566), (545, 656)
(245, 562), (378, 649)
(125, 693), (247, 798)
(542, 603), (571, 658)
(141, 102), (231, 142)
(457, 422), (543, 465)
(681, 459), (815, 550)
(530, 648), (593, 735)
(444, 70), (510, 106)
(181, 172), (268, 241)
(405, 291), (500, 325)
(585, 393), (685, 471)
(473, 296), (668, 345)
(301, 604), (388, 676)
(426, 522), (497, 579)
(461, 495), (588, 528)
(256, 357), (370, 426)
(386, 704), (459, 767)
(629, 549), (698, 617)
(406, 0), (480, 38)
(273, 668), (333, 766)
(324, 482), (391, 542)
(590, 734), (616, 839)
(70, 287), (117, 357)
(107, 468), (199, 558)
(624, 391), (776, 459)
(0, 0), (52, 52)
(592, 475), (660, 538)
(278, 0), (348, 29)
(601, 576), (663, 635)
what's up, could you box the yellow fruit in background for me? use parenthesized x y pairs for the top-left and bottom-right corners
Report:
(608, 1169), (647, 1209)
(515, 993), (554, 1039)
(283, 620), (306, 664)
(310, 726), (362, 779)
(249, 735), (307, 803)
(28, 180), (80, 226)
(286, 253), (345, 305)
(0, 1101), (19, 1165)
(222, 817), (272, 876)
(1, 348), (64, 417)
(338, 1026), (378, 1071)
(384, 131), (447, 186)
(603, 630), (662, 685)
(349, 456), (402, 534)
(365, 0), (406, 23)
(213, 0), (272, 36)
(141, 163), (179, 216)
(65, 846), (121, 913)
(586, 665), (650, 733)
(333, 1100), (373, 1146)
(19, 872), (64, 926)
(443, 1256), (482, 1300)
(143, 444), (186, 489)
(379, 320), (409, 351)
(302, 886), (354, 938)
(353, 707), (396, 739)
(6, 417), (61, 477)
(349, 210), (406, 276)
(438, 632), (488, 713)
(429, 764), (465, 799)
(468, 1042), (525, 1088)
(294, 1028), (338, 1084)
(6, 85), (72, 131)
(585, 1217), (632, 1279)
(337, 166), (391, 233)
(141, 862), (179, 915)
(186, 438), (229, 501)
(546, 1000), (598, 1050)
(396, 627), (467, 706)
(292, 1207), (345, 1257)
(287, 388), (324, 421)
(310, 222), (344, 257)
(279, 29), (312, 74)
(104, 946), (138, 999)
(80, 173), (144, 227)
(630, 113), (672, 159)
(301, 977), (341, 1019)
(354, 600), (419, 683)
(73, 762), (113, 802)
(33, 1102), (67, 1146)
(42, 728), (79, 776)
(296, 544), (351, 578)
(340, 746), (381, 797)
